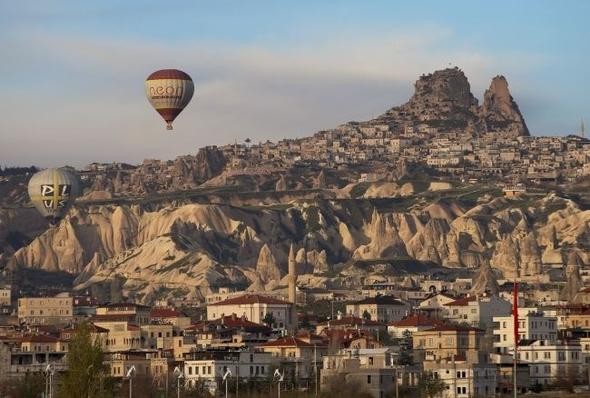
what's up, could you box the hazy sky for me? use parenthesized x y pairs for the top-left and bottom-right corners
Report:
(1, 1), (588, 167)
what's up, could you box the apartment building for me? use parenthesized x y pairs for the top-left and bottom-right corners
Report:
(17, 295), (73, 325)
(443, 295), (511, 329)
(206, 294), (295, 331)
(321, 348), (398, 398)
(260, 336), (327, 384)
(182, 350), (272, 390)
(517, 339), (582, 385)
(346, 296), (411, 323)
(424, 356), (497, 398)
(493, 309), (557, 354)
(412, 325), (484, 362)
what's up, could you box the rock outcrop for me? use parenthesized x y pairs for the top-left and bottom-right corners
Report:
(5, 190), (589, 303)
(481, 76), (529, 136)
(470, 262), (499, 295)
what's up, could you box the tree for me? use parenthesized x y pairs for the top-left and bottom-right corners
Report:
(1, 371), (45, 398)
(58, 322), (112, 398)
(418, 372), (446, 398)
(397, 330), (414, 366)
(362, 310), (371, 320)
(262, 312), (276, 328)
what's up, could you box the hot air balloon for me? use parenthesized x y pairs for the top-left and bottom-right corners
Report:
(28, 168), (81, 225)
(145, 69), (194, 130)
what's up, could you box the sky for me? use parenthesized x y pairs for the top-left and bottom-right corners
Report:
(1, 0), (589, 167)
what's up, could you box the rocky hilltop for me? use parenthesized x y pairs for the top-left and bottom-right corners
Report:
(1, 67), (587, 303)
(376, 67), (529, 136)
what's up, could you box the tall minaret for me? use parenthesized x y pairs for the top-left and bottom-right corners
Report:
(287, 244), (298, 333)
(581, 118), (586, 139)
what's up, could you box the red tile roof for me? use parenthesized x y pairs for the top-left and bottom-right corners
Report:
(444, 296), (477, 307)
(188, 314), (271, 333)
(389, 314), (442, 328)
(21, 335), (60, 343)
(150, 308), (183, 318)
(92, 314), (137, 322)
(261, 336), (315, 348)
(212, 294), (292, 306)
(318, 316), (383, 327)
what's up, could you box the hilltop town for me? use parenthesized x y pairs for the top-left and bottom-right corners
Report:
(1, 67), (590, 397)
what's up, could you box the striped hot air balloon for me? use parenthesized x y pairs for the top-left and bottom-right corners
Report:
(27, 168), (81, 225)
(145, 69), (194, 130)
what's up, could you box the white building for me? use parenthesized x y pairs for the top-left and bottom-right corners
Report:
(418, 292), (457, 319)
(517, 340), (582, 385)
(183, 350), (272, 390)
(444, 295), (511, 329)
(346, 295), (411, 323)
(493, 308), (557, 354)
(206, 294), (295, 331)
(424, 357), (497, 398)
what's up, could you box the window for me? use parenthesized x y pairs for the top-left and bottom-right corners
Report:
(188, 367), (192, 375)
(367, 375), (371, 384)
(208, 366), (211, 374)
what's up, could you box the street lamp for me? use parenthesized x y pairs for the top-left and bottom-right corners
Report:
(173, 366), (184, 398)
(273, 369), (284, 398)
(222, 368), (232, 398)
(86, 364), (94, 398)
(45, 364), (55, 398)
(126, 365), (136, 398)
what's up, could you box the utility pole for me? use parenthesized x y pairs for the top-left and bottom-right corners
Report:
(314, 344), (318, 398)
(395, 366), (399, 398)
(235, 360), (239, 398)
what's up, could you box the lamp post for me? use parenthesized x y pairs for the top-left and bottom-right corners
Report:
(45, 364), (54, 398)
(126, 365), (136, 398)
(86, 364), (94, 398)
(314, 344), (318, 398)
(173, 366), (184, 398)
(222, 368), (232, 398)
(273, 369), (284, 398)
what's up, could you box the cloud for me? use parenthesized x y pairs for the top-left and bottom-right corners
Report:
(0, 27), (546, 167)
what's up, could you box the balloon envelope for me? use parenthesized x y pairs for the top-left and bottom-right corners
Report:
(145, 69), (194, 130)
(27, 168), (81, 225)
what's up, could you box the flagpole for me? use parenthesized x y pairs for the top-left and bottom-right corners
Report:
(513, 271), (519, 398)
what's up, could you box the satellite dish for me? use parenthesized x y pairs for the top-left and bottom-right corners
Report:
(223, 369), (232, 381)
(126, 365), (136, 378)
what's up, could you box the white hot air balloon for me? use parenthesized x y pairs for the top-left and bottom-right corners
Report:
(27, 168), (81, 225)
(145, 69), (194, 130)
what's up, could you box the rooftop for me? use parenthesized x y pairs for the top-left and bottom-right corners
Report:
(350, 295), (407, 306)
(212, 294), (292, 306)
